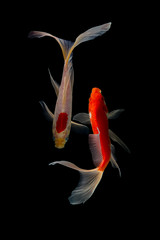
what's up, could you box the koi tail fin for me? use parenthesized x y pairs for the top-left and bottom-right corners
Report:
(28, 30), (73, 61)
(49, 161), (103, 205)
(69, 168), (103, 205)
(66, 22), (111, 64)
(28, 22), (111, 64)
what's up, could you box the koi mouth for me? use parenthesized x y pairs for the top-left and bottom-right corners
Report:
(55, 138), (66, 149)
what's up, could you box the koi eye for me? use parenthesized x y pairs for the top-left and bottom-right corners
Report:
(65, 137), (69, 142)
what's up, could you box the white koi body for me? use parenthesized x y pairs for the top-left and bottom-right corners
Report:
(52, 59), (74, 147)
(29, 23), (111, 148)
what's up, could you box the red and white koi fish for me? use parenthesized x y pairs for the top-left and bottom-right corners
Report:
(49, 88), (130, 204)
(29, 23), (111, 148)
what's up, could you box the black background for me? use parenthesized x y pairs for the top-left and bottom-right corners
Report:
(6, 1), (148, 238)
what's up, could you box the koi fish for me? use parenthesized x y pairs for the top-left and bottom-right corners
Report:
(28, 23), (111, 148)
(49, 88), (130, 204)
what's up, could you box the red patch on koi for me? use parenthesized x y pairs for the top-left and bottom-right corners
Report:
(56, 113), (68, 133)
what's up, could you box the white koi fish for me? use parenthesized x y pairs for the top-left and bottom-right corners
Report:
(29, 22), (111, 148)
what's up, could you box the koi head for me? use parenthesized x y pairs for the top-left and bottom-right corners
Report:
(53, 131), (70, 149)
(53, 130), (70, 148)
(54, 137), (67, 149)
(90, 88), (103, 102)
(89, 88), (108, 113)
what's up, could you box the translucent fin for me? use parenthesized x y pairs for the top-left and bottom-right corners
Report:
(48, 68), (59, 96)
(28, 30), (73, 60)
(89, 134), (103, 167)
(67, 58), (74, 90)
(49, 160), (83, 171)
(73, 113), (90, 125)
(71, 121), (89, 134)
(109, 129), (130, 153)
(65, 22), (112, 64)
(110, 144), (121, 177)
(39, 101), (54, 121)
(28, 31), (54, 39)
(29, 22), (111, 64)
(69, 168), (103, 205)
(49, 160), (103, 205)
(107, 109), (125, 119)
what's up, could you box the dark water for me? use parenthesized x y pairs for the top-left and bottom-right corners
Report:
(6, 1), (146, 238)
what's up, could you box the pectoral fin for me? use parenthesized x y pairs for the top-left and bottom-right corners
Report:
(110, 144), (121, 177)
(48, 68), (59, 96)
(39, 101), (54, 121)
(39, 102), (89, 134)
(71, 121), (89, 135)
(73, 113), (90, 125)
(107, 109), (125, 119)
(73, 109), (124, 123)
(109, 129), (130, 153)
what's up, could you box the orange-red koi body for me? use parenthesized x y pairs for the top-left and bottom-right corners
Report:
(89, 88), (111, 171)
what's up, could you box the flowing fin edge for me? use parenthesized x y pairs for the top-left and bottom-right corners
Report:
(28, 30), (73, 60)
(48, 68), (59, 96)
(65, 22), (111, 64)
(71, 121), (89, 135)
(109, 129), (130, 153)
(49, 161), (103, 205)
(110, 144), (121, 177)
(73, 113), (90, 125)
(39, 102), (89, 134)
(39, 101), (54, 121)
(107, 109), (125, 119)
(29, 22), (111, 64)
(73, 108), (124, 124)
